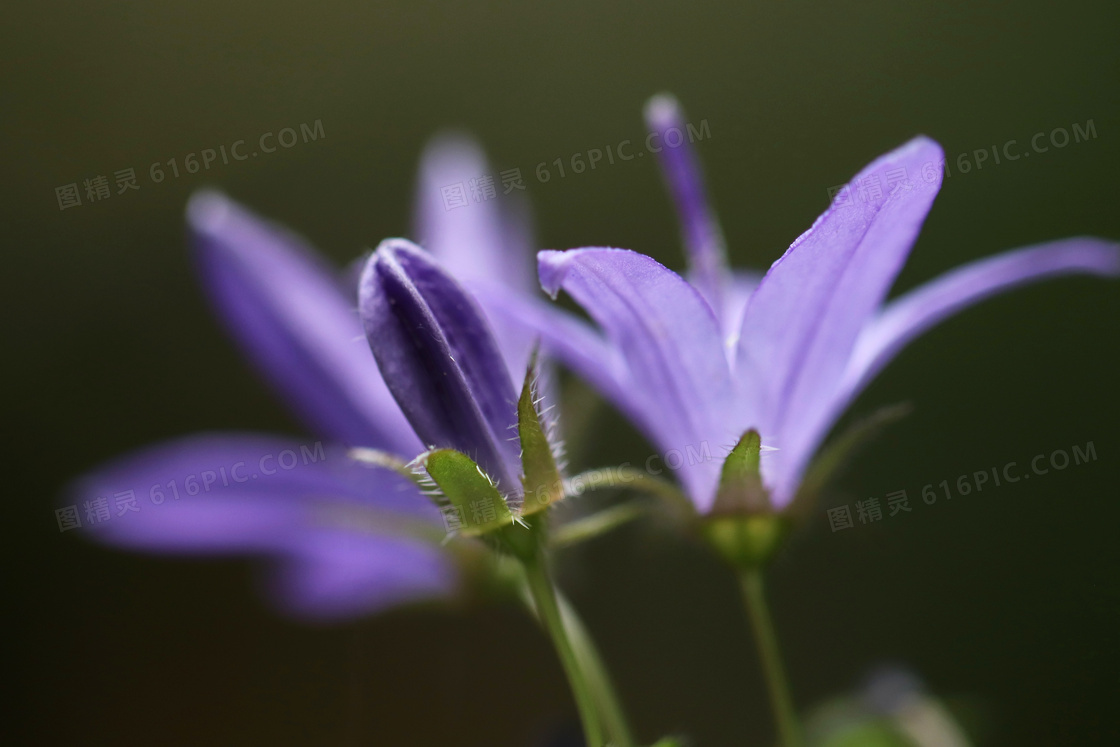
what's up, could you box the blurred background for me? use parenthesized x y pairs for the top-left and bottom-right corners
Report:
(4, 0), (1119, 744)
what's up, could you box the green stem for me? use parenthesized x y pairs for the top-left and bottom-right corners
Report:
(739, 569), (801, 747)
(523, 544), (606, 746)
(556, 591), (635, 747)
(550, 501), (649, 548)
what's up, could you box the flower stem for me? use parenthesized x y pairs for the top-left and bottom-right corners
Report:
(556, 591), (635, 747)
(739, 568), (801, 747)
(523, 543), (606, 746)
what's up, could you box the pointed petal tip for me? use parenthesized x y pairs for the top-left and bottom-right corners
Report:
(369, 239), (443, 284)
(868, 134), (944, 173)
(889, 135), (944, 175)
(537, 247), (633, 298)
(539, 247), (661, 297)
(373, 236), (424, 259)
(186, 189), (231, 230)
(418, 132), (489, 185)
(422, 130), (486, 160)
(902, 133), (941, 152)
(643, 92), (683, 128)
(536, 249), (570, 298)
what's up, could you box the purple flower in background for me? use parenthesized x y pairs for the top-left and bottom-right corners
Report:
(414, 135), (540, 380)
(526, 95), (1120, 514)
(69, 136), (537, 619)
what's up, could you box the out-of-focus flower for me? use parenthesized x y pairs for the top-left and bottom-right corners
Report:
(527, 95), (1120, 518)
(68, 135), (538, 620)
(803, 666), (974, 747)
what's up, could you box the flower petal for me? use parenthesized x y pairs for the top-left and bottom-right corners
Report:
(360, 240), (522, 491)
(267, 531), (456, 621)
(68, 434), (454, 618)
(189, 192), (420, 453)
(412, 136), (540, 378)
(69, 434), (441, 550)
(464, 282), (645, 429)
(734, 137), (943, 499)
(413, 134), (534, 293)
(538, 248), (736, 508)
(842, 236), (1120, 407)
(645, 94), (727, 314)
(709, 269), (763, 351)
(774, 235), (1119, 507)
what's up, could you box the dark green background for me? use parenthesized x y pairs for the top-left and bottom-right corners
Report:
(5, 1), (1118, 744)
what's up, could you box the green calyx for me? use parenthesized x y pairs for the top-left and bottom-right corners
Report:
(423, 449), (515, 536)
(517, 350), (565, 516)
(703, 429), (789, 569)
(711, 429), (769, 515)
(421, 448), (544, 559)
(704, 513), (789, 569)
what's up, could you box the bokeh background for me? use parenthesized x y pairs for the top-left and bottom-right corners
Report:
(5, 1), (1119, 744)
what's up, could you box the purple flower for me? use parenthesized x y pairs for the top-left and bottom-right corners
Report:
(414, 134), (539, 381)
(68, 136), (536, 619)
(359, 238), (524, 497)
(526, 95), (1120, 514)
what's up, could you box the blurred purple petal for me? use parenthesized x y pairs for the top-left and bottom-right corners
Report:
(413, 135), (541, 378)
(710, 269), (763, 350)
(842, 236), (1120, 406)
(189, 192), (420, 454)
(70, 434), (442, 551)
(69, 434), (454, 617)
(360, 240), (522, 491)
(268, 531), (456, 620)
(539, 248), (737, 508)
(645, 94), (727, 314)
(413, 134), (534, 292)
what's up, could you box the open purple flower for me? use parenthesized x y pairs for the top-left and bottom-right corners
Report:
(525, 95), (1120, 514)
(68, 136), (537, 619)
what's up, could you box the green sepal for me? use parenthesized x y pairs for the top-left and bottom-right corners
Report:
(517, 349), (564, 516)
(703, 429), (789, 569)
(549, 501), (649, 548)
(423, 449), (514, 536)
(710, 429), (771, 515)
